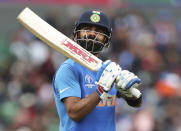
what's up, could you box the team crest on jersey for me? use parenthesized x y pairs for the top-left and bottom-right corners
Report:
(85, 74), (95, 88)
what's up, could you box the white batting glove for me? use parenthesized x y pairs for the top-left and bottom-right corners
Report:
(115, 70), (141, 98)
(96, 60), (121, 101)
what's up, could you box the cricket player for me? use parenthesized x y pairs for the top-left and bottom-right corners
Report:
(53, 10), (142, 131)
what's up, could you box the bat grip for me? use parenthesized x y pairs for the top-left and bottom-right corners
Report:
(129, 88), (142, 98)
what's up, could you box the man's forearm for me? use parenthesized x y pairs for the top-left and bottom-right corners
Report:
(63, 92), (101, 122)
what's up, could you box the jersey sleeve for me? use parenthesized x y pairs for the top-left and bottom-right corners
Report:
(53, 63), (81, 101)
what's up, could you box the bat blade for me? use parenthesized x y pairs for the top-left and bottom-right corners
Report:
(17, 7), (102, 71)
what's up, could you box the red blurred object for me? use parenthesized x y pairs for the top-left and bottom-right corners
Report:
(155, 73), (181, 97)
(155, 80), (177, 97)
(13, 107), (36, 128)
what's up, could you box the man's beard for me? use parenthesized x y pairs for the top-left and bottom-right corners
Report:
(78, 35), (104, 54)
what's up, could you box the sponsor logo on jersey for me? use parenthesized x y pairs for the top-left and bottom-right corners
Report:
(85, 74), (95, 88)
(85, 94), (116, 107)
(59, 87), (71, 94)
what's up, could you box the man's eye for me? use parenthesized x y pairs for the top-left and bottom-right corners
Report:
(84, 27), (91, 30)
(96, 28), (105, 33)
(96, 30), (104, 34)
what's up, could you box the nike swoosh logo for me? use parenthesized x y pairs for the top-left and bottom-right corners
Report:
(59, 87), (71, 94)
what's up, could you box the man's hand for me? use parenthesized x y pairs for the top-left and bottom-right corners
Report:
(115, 70), (142, 98)
(95, 60), (121, 101)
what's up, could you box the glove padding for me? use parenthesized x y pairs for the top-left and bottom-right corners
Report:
(115, 70), (141, 98)
(96, 60), (121, 91)
(96, 60), (121, 101)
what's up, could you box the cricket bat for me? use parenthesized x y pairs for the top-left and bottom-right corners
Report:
(17, 7), (141, 98)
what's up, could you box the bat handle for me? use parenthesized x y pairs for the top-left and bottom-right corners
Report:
(129, 88), (142, 98)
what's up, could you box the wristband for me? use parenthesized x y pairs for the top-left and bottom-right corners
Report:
(96, 85), (105, 96)
(96, 85), (113, 101)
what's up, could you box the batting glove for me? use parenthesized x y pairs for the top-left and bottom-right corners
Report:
(96, 60), (121, 101)
(115, 70), (142, 98)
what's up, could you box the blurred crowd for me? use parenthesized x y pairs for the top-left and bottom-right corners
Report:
(110, 10), (181, 131)
(0, 8), (181, 131)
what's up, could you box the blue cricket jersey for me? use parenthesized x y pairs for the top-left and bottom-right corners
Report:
(53, 59), (117, 131)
